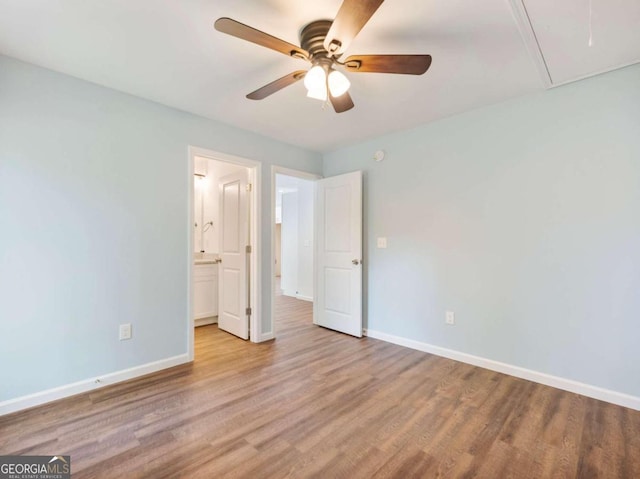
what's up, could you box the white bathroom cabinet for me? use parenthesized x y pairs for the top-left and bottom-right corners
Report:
(193, 262), (218, 326)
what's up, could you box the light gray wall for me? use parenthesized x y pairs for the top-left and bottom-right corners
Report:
(0, 55), (321, 402)
(323, 64), (640, 397)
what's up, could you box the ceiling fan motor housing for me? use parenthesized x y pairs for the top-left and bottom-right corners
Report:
(300, 20), (335, 67)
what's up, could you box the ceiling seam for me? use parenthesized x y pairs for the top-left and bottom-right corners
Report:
(509, 0), (554, 87)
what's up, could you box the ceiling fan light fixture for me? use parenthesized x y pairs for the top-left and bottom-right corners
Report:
(304, 65), (325, 91)
(306, 84), (327, 101)
(328, 70), (350, 97)
(304, 64), (328, 101)
(215, 2), (432, 114)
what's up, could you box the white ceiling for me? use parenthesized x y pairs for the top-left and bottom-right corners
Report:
(0, 1), (637, 152)
(521, 0), (640, 85)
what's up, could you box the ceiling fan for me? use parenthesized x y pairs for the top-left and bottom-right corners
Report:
(214, 0), (432, 113)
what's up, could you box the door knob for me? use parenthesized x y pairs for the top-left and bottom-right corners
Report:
(352, 259), (360, 265)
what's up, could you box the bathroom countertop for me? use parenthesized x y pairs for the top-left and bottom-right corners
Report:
(194, 253), (220, 265)
(194, 259), (218, 265)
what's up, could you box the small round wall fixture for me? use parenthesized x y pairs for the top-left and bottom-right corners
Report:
(373, 150), (385, 162)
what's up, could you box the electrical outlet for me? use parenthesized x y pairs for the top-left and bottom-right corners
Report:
(377, 237), (387, 249)
(445, 311), (455, 325)
(119, 323), (132, 340)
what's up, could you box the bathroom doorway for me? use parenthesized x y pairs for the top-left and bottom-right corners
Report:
(187, 147), (262, 360)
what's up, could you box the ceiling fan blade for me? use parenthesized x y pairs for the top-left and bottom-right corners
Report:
(246, 71), (306, 100)
(330, 91), (355, 113)
(342, 55), (432, 75)
(215, 18), (309, 60)
(324, 0), (385, 57)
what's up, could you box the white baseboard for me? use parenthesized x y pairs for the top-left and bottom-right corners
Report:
(364, 329), (640, 411)
(0, 353), (191, 416)
(295, 294), (313, 302)
(195, 316), (217, 327)
(256, 331), (274, 342)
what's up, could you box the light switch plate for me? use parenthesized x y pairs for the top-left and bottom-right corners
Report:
(377, 237), (387, 249)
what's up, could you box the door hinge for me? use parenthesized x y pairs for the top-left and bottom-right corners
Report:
(246, 183), (252, 192)
(246, 245), (252, 254)
(246, 307), (252, 316)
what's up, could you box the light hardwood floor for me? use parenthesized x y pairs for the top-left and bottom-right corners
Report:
(1, 288), (639, 478)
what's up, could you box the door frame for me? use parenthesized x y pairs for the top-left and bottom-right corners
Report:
(269, 166), (322, 340)
(187, 146), (262, 360)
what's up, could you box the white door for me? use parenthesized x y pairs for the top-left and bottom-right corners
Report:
(314, 171), (363, 337)
(218, 170), (250, 339)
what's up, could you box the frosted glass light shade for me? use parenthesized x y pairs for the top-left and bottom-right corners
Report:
(304, 65), (325, 90)
(306, 85), (327, 101)
(304, 65), (328, 101)
(328, 70), (350, 97)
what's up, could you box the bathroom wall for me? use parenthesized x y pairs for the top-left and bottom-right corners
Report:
(193, 157), (249, 255)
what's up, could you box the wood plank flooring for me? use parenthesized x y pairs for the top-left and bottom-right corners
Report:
(1, 288), (639, 478)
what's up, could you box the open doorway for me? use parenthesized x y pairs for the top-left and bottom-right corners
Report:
(277, 174), (314, 301)
(271, 167), (321, 336)
(270, 167), (364, 340)
(193, 155), (251, 333)
(188, 147), (262, 361)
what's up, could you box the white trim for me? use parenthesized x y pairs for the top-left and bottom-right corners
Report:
(508, 0), (553, 87)
(508, 0), (640, 89)
(272, 166), (322, 182)
(270, 166), (322, 340)
(187, 151), (195, 360)
(364, 329), (640, 411)
(548, 60), (640, 89)
(280, 292), (313, 302)
(251, 164), (263, 342)
(194, 317), (217, 327)
(260, 332), (275, 342)
(0, 354), (190, 416)
(187, 146), (262, 343)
